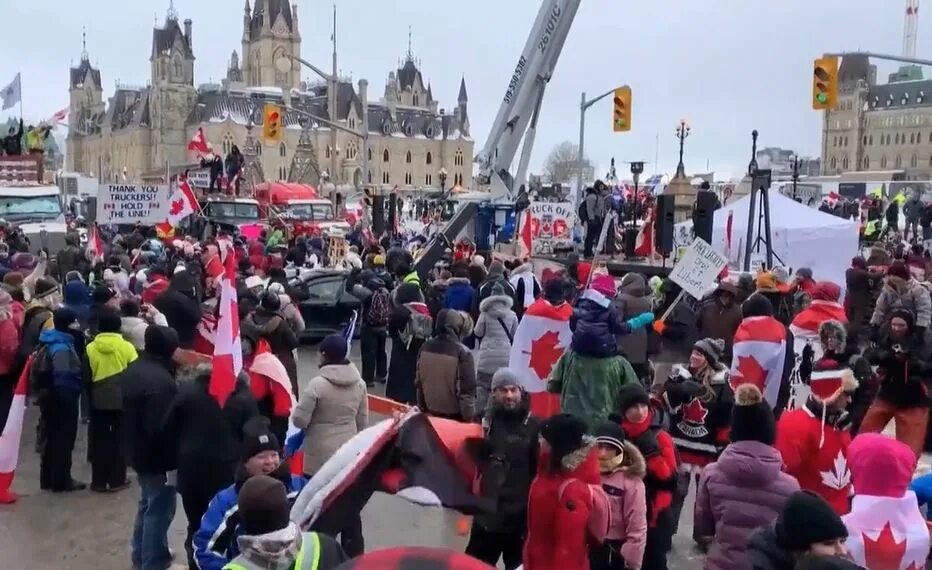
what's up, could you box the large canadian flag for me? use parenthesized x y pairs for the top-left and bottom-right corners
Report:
(729, 316), (788, 408)
(209, 242), (243, 407)
(167, 175), (199, 226)
(508, 298), (573, 418)
(789, 299), (847, 364)
(188, 127), (212, 155)
(0, 355), (34, 503)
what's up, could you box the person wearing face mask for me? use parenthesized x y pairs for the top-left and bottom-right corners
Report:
(32, 307), (86, 492)
(747, 491), (852, 570)
(193, 417), (307, 570)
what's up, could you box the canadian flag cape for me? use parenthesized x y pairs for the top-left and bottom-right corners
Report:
(789, 300), (848, 363)
(843, 493), (930, 570)
(0, 355), (33, 503)
(508, 298), (572, 417)
(729, 316), (788, 408)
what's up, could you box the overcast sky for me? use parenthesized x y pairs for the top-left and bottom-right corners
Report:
(0, 0), (922, 179)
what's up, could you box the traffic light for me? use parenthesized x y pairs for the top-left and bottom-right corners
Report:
(262, 103), (283, 142)
(812, 56), (839, 110)
(613, 86), (632, 132)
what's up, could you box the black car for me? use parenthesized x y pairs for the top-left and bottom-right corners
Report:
(292, 271), (363, 339)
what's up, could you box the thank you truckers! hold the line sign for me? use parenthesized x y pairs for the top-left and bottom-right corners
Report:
(96, 184), (170, 225)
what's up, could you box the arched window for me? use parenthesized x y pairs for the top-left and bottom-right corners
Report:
(256, 141), (262, 156)
(425, 173), (432, 185)
(426, 152), (432, 165)
(346, 143), (357, 160)
(863, 156), (870, 169)
(368, 148), (373, 161)
(830, 156), (837, 170)
(863, 135), (868, 146)
(413, 92), (419, 106)
(844, 137), (849, 147)
(222, 133), (234, 155)
(404, 172), (412, 185)
(896, 155), (903, 168)
(882, 155), (888, 168)
(368, 170), (372, 183)
(382, 171), (390, 184)
(279, 142), (287, 158)
(405, 150), (412, 164)
(383, 149), (389, 162)
(911, 154), (918, 168)
(279, 165), (287, 180)
(842, 155), (849, 169)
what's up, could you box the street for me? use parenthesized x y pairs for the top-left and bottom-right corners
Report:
(0, 342), (701, 569)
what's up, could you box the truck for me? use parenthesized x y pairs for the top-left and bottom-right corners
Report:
(255, 181), (350, 238)
(0, 155), (73, 253)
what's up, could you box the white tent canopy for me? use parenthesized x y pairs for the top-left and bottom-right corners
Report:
(706, 191), (859, 291)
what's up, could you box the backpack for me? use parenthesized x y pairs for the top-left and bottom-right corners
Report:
(557, 478), (610, 544)
(365, 288), (392, 327)
(577, 200), (589, 224)
(28, 344), (54, 396)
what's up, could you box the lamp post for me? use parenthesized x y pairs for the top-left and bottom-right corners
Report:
(675, 119), (691, 178)
(629, 161), (644, 225)
(791, 155), (801, 200)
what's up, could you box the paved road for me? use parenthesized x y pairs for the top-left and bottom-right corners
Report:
(0, 343), (701, 569)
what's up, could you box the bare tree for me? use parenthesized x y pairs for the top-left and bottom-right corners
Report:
(542, 141), (594, 183)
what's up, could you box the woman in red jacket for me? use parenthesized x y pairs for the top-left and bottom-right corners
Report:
(524, 414), (601, 570)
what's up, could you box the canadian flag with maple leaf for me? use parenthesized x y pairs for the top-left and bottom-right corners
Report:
(166, 174), (200, 227)
(729, 316), (789, 410)
(188, 126), (212, 156)
(633, 206), (653, 257)
(507, 297), (573, 418)
(209, 240), (243, 407)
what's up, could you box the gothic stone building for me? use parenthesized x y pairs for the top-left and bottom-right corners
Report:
(66, 1), (473, 193)
(822, 54), (932, 180)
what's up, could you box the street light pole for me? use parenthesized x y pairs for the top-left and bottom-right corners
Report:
(675, 119), (691, 178)
(791, 155), (801, 200)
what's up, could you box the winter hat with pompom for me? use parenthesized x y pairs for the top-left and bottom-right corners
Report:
(693, 337), (726, 369)
(730, 384), (776, 445)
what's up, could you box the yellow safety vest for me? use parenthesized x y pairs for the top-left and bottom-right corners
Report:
(403, 271), (420, 286)
(223, 532), (321, 570)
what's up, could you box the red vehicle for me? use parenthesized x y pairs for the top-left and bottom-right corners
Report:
(255, 182), (350, 238)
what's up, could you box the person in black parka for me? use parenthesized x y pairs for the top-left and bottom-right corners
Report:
(152, 271), (203, 349)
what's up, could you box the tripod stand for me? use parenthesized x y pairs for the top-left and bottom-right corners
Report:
(743, 168), (784, 271)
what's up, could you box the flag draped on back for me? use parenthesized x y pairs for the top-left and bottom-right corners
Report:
(209, 242), (242, 407)
(508, 298), (572, 417)
(0, 355), (33, 503)
(789, 299), (847, 364)
(729, 316), (788, 408)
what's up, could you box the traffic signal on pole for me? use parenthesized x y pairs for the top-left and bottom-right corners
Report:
(812, 56), (839, 110)
(262, 103), (283, 142)
(613, 86), (632, 132)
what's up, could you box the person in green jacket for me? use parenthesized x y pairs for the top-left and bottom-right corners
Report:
(86, 307), (137, 492)
(547, 347), (639, 429)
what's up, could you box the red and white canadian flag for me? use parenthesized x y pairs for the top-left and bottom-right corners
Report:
(166, 174), (199, 226)
(508, 297), (572, 418)
(188, 127), (212, 155)
(789, 283), (847, 363)
(729, 316), (788, 408)
(209, 242), (242, 407)
(0, 355), (34, 503)
(50, 106), (69, 125)
(634, 207), (654, 257)
(87, 223), (104, 264)
(517, 210), (532, 258)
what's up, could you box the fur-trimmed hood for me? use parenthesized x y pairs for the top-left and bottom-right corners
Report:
(447, 277), (472, 287)
(819, 319), (847, 353)
(511, 262), (533, 276)
(479, 293), (514, 316)
(600, 440), (646, 479)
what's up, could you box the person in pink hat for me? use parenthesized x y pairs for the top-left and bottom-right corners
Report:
(569, 274), (654, 359)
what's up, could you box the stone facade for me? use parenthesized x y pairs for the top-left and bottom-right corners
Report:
(66, 1), (473, 194)
(821, 54), (932, 180)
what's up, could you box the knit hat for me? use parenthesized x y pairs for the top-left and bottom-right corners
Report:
(812, 281), (841, 302)
(591, 274), (617, 298)
(491, 368), (521, 392)
(848, 433), (916, 498)
(809, 357), (858, 401)
(237, 475), (291, 536)
(693, 338), (725, 368)
(772, 266), (791, 285)
(2, 271), (24, 289)
(144, 325), (179, 360)
(93, 285), (117, 304)
(617, 383), (650, 414)
(97, 307), (123, 334)
(594, 421), (627, 454)
(730, 384), (776, 445)
(52, 307), (78, 331)
(332, 547), (496, 570)
(34, 276), (60, 300)
(539, 413), (590, 472)
(741, 293), (773, 318)
(888, 260), (911, 280)
(756, 272), (779, 292)
(775, 491), (848, 551)
(818, 320), (847, 353)
(241, 416), (281, 461)
(487, 260), (505, 277)
(320, 333), (348, 362)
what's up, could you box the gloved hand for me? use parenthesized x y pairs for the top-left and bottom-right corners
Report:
(626, 312), (655, 331)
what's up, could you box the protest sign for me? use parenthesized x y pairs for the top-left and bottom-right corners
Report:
(669, 237), (728, 300)
(527, 201), (575, 255)
(96, 184), (170, 225)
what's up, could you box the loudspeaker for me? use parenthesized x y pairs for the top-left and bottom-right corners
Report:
(371, 195), (385, 236)
(623, 227), (639, 257)
(655, 194), (675, 255)
(693, 191), (717, 244)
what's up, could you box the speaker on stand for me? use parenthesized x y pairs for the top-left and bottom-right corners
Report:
(654, 194), (675, 257)
(693, 191), (718, 244)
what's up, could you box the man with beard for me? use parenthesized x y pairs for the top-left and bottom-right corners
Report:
(465, 368), (539, 570)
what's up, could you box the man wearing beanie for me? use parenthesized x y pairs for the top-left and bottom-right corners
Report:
(694, 384), (799, 570)
(34, 306), (86, 492)
(871, 259), (931, 335)
(747, 491), (851, 567)
(194, 417), (309, 570)
(466, 368), (539, 570)
(228, 475), (348, 570)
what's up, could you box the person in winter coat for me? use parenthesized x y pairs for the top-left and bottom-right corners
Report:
(426, 269), (451, 320)
(18, 276), (60, 367)
(885, 199), (900, 231)
(473, 284), (518, 415)
(152, 270), (202, 349)
(1, 118), (23, 155)
(696, 282), (743, 365)
(465, 369), (540, 570)
(241, 292), (300, 397)
(86, 308), (137, 493)
(860, 308), (932, 456)
(55, 232), (87, 284)
(747, 491), (851, 570)
(590, 422), (647, 570)
(444, 265), (476, 313)
(652, 280), (698, 387)
(615, 273), (654, 380)
(193, 417), (308, 570)
(617, 383), (678, 570)
(904, 192), (923, 241)
(417, 309), (477, 421)
(467, 255), (488, 289)
(387, 283), (433, 404)
(351, 274), (388, 387)
(34, 307), (86, 492)
(694, 384), (800, 570)
(62, 278), (91, 325)
(225, 145), (244, 194)
(121, 325), (179, 570)
(474, 260), (516, 318)
(870, 261), (932, 334)
(509, 260), (540, 320)
(119, 298), (168, 351)
(845, 257), (881, 343)
(140, 267), (170, 305)
(292, 334), (368, 556)
(662, 338), (734, 536)
(267, 281), (305, 335)
(524, 413), (602, 570)
(161, 364), (259, 568)
(842, 433), (929, 569)
(572, 274), (655, 359)
(776, 355), (858, 515)
(0, 290), (20, 428)
(815, 320), (874, 436)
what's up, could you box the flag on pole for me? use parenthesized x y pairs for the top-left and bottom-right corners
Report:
(50, 106), (69, 125)
(508, 298), (572, 418)
(0, 355), (34, 503)
(166, 174), (199, 226)
(209, 243), (243, 407)
(187, 127), (212, 155)
(0, 73), (21, 111)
